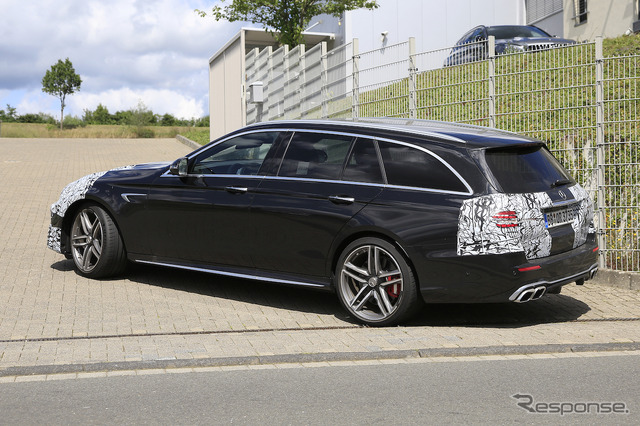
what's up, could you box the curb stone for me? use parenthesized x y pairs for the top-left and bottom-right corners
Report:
(592, 269), (640, 291)
(175, 134), (202, 151)
(2, 342), (640, 379)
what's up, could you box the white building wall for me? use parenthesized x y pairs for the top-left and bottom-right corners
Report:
(342, 0), (526, 53)
(209, 0), (527, 137)
(563, 0), (638, 41)
(209, 35), (246, 141)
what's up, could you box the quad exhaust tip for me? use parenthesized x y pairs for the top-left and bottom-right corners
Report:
(511, 265), (598, 303)
(512, 285), (547, 303)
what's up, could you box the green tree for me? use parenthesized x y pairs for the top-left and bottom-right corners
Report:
(82, 108), (94, 124)
(0, 104), (18, 122)
(130, 101), (155, 138)
(93, 103), (112, 124)
(160, 113), (178, 126)
(41, 58), (82, 130)
(197, 0), (378, 47)
(195, 115), (210, 127)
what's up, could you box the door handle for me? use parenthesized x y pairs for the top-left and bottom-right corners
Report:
(225, 186), (248, 194)
(329, 195), (355, 205)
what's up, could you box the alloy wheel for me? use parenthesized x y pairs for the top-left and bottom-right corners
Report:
(339, 244), (404, 323)
(71, 208), (104, 273)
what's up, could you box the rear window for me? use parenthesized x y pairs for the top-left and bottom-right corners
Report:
(485, 145), (575, 193)
(378, 141), (468, 193)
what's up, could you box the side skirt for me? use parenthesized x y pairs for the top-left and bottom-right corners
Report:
(133, 259), (333, 291)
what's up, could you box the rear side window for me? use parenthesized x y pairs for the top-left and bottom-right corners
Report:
(378, 141), (468, 192)
(278, 132), (353, 180)
(485, 145), (575, 193)
(343, 138), (384, 184)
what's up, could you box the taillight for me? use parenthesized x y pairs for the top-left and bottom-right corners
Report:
(518, 265), (541, 272)
(492, 210), (519, 228)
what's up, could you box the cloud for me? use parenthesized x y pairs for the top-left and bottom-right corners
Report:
(0, 0), (244, 118)
(69, 87), (207, 119)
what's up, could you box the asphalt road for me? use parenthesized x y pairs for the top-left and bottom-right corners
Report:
(1, 353), (638, 425)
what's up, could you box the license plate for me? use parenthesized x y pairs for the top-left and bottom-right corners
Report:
(544, 203), (580, 228)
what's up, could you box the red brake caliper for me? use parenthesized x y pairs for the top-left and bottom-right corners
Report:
(385, 275), (400, 298)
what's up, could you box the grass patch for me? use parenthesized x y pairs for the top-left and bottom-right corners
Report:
(180, 128), (211, 145)
(0, 123), (209, 139)
(354, 34), (640, 270)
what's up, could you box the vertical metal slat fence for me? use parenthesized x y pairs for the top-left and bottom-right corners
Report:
(243, 36), (640, 272)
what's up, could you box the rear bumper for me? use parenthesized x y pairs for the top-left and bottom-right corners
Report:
(509, 262), (597, 303)
(417, 234), (599, 303)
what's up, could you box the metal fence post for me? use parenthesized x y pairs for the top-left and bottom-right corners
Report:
(299, 44), (306, 120)
(284, 45), (291, 118)
(595, 36), (606, 266)
(408, 37), (417, 119)
(488, 35), (496, 128)
(352, 38), (360, 120)
(321, 42), (328, 119)
(265, 46), (273, 121)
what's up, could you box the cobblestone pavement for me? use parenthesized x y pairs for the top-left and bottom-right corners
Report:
(1, 138), (640, 377)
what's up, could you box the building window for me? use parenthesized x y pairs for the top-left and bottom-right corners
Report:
(574, 0), (588, 25)
(526, 0), (563, 24)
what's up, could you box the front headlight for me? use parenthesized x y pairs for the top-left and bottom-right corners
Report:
(497, 43), (526, 54)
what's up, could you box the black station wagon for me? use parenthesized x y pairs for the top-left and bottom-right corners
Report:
(47, 119), (599, 326)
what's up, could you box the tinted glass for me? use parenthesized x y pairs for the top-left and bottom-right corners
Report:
(485, 145), (575, 193)
(469, 27), (485, 42)
(343, 138), (384, 184)
(487, 26), (550, 39)
(279, 132), (353, 180)
(192, 132), (279, 175)
(378, 141), (467, 192)
(457, 28), (475, 45)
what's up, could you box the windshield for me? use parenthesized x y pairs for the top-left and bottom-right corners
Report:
(484, 145), (575, 193)
(487, 26), (551, 39)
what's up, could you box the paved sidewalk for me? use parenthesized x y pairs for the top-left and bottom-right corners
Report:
(1, 138), (640, 378)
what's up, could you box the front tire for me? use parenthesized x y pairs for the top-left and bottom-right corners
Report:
(70, 204), (127, 278)
(335, 238), (419, 326)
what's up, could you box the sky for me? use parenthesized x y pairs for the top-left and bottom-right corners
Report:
(0, 0), (248, 120)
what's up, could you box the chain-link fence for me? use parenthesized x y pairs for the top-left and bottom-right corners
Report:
(244, 36), (640, 272)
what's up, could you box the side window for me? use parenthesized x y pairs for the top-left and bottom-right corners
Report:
(191, 132), (279, 175)
(457, 29), (474, 45)
(278, 132), (353, 180)
(343, 138), (384, 184)
(378, 141), (467, 193)
(470, 27), (485, 42)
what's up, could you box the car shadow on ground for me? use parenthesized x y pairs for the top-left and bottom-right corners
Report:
(53, 260), (346, 319)
(52, 260), (591, 328)
(406, 295), (591, 328)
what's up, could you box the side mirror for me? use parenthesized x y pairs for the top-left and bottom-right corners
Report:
(169, 157), (188, 176)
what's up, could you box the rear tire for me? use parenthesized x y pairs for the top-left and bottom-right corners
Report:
(335, 237), (419, 326)
(70, 204), (127, 278)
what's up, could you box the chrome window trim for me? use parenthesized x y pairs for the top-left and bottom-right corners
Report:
(159, 127), (474, 195)
(158, 174), (470, 196)
(258, 176), (471, 196)
(135, 260), (326, 288)
(159, 172), (268, 179)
